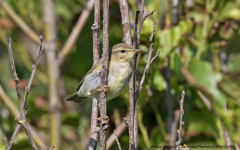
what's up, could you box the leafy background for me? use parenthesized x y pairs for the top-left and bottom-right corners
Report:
(1, 0), (240, 149)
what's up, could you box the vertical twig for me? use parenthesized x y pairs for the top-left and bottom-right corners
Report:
(89, 0), (100, 149)
(99, 0), (110, 149)
(119, 0), (132, 45)
(176, 91), (185, 149)
(5, 34), (44, 150)
(42, 0), (61, 149)
(133, 11), (140, 150)
(119, 1), (156, 149)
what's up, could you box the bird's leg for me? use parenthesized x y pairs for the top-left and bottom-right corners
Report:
(86, 85), (109, 96)
(87, 89), (100, 96)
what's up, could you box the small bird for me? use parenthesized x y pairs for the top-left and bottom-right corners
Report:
(66, 43), (140, 103)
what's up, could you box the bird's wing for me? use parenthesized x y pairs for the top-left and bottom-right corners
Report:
(76, 58), (102, 91)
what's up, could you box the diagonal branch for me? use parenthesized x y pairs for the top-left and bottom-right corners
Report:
(58, 0), (94, 64)
(0, 84), (48, 149)
(113, 130), (122, 150)
(134, 20), (159, 100)
(0, 1), (39, 43)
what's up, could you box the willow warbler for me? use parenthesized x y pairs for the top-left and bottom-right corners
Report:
(66, 43), (140, 103)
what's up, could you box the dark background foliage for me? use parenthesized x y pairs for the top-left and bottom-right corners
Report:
(1, 0), (240, 149)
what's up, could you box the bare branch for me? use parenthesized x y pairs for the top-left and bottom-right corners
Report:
(0, 84), (47, 149)
(114, 130), (122, 150)
(137, 2), (156, 46)
(176, 91), (185, 149)
(128, 10), (140, 150)
(22, 35), (43, 109)
(135, 21), (159, 100)
(6, 34), (23, 107)
(119, 0), (132, 45)
(5, 35), (44, 150)
(58, 0), (94, 64)
(99, 0), (110, 149)
(6, 124), (21, 150)
(0, 1), (39, 43)
(89, 1), (100, 149)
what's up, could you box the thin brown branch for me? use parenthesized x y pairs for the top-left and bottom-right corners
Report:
(6, 124), (21, 150)
(5, 35), (43, 150)
(22, 35), (43, 109)
(127, 10), (140, 150)
(119, 0), (132, 45)
(135, 21), (159, 100)
(89, 0), (100, 150)
(114, 130), (122, 150)
(6, 35), (23, 107)
(58, 0), (94, 64)
(176, 91), (185, 149)
(99, 0), (110, 149)
(137, 0), (156, 46)
(0, 0), (39, 43)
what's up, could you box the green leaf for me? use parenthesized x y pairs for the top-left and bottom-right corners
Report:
(160, 20), (192, 58)
(188, 59), (225, 105)
(153, 71), (167, 91)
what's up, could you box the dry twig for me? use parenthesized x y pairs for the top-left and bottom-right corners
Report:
(99, 0), (110, 149)
(119, 0), (132, 45)
(89, 0), (100, 149)
(134, 21), (160, 100)
(5, 34), (44, 150)
(176, 91), (186, 149)
(119, 0), (157, 149)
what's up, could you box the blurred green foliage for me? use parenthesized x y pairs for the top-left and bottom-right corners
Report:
(1, 0), (240, 149)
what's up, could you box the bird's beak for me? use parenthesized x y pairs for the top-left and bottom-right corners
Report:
(127, 49), (141, 54)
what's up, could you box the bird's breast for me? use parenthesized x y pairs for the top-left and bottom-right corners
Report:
(107, 62), (132, 99)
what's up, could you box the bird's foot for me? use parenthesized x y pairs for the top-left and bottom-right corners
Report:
(103, 85), (109, 92)
(97, 116), (109, 125)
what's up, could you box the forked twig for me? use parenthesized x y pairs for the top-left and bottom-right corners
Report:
(5, 34), (44, 150)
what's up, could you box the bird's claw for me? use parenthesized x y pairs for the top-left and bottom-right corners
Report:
(97, 116), (109, 125)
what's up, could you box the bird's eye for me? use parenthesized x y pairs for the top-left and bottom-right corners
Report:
(121, 50), (125, 53)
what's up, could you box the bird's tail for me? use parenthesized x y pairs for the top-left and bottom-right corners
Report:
(66, 93), (88, 104)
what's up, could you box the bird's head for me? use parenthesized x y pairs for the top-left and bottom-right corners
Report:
(110, 43), (140, 62)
